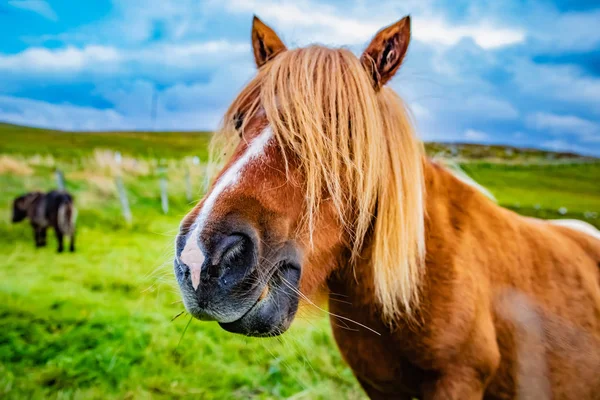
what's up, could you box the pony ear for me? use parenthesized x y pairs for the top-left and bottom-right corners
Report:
(251, 15), (287, 68)
(360, 16), (411, 90)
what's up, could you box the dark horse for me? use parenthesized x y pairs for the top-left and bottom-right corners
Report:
(174, 15), (600, 399)
(12, 190), (76, 253)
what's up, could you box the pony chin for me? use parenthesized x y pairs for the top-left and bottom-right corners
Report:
(219, 261), (302, 337)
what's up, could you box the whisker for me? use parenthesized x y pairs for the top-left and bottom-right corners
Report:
(280, 277), (380, 336)
(328, 291), (350, 298)
(326, 297), (353, 306)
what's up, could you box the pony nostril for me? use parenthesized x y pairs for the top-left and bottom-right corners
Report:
(177, 227), (258, 290)
(210, 233), (257, 284)
(217, 234), (246, 264)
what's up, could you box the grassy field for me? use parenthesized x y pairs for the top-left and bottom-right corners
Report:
(0, 155), (359, 400)
(1, 123), (599, 399)
(0, 123), (212, 161)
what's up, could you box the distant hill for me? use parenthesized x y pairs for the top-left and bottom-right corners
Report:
(0, 122), (595, 162)
(0, 122), (212, 160)
(424, 142), (596, 163)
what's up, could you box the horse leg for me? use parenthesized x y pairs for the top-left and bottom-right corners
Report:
(32, 224), (41, 247)
(422, 366), (488, 400)
(54, 226), (64, 253)
(39, 227), (47, 247)
(69, 231), (75, 252)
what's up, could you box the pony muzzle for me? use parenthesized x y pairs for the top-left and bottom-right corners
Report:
(174, 221), (264, 321)
(174, 220), (303, 335)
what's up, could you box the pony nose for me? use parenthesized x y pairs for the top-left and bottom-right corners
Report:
(178, 230), (258, 291)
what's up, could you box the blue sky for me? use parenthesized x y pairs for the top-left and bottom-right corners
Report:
(1, 0), (600, 155)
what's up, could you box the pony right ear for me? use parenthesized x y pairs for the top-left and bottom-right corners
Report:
(251, 16), (287, 68)
(360, 16), (411, 90)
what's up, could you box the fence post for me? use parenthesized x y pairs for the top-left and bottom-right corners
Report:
(55, 169), (66, 191)
(184, 166), (192, 202)
(158, 164), (169, 214)
(114, 151), (132, 224)
(160, 177), (169, 214)
(115, 176), (132, 224)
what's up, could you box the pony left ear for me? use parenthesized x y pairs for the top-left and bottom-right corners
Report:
(251, 15), (287, 68)
(360, 16), (411, 90)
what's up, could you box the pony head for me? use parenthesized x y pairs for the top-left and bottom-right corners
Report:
(12, 192), (40, 223)
(174, 15), (425, 336)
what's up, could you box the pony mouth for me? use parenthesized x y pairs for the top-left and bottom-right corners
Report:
(219, 261), (301, 337)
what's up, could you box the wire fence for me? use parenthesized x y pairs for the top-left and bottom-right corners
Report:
(38, 150), (210, 226)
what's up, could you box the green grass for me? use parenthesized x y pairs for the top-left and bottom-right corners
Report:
(0, 123), (212, 161)
(461, 162), (600, 221)
(0, 163), (361, 400)
(1, 124), (599, 399)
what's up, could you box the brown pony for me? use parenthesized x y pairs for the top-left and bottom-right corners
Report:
(174, 15), (600, 399)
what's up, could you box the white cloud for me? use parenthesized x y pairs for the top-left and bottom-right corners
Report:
(409, 102), (431, 120)
(0, 95), (132, 131)
(414, 17), (525, 49)
(136, 41), (248, 67)
(540, 140), (593, 155)
(409, 93), (518, 123)
(225, 0), (524, 49)
(159, 63), (254, 111)
(462, 95), (519, 120)
(532, 10), (600, 53)
(3, 0), (600, 157)
(34, 0), (216, 45)
(225, 0), (380, 45)
(527, 112), (600, 143)
(8, 0), (57, 21)
(28, 0), (524, 50)
(513, 62), (600, 108)
(0, 94), (222, 131)
(93, 62), (254, 120)
(0, 41), (247, 74)
(0, 46), (120, 72)
(464, 129), (489, 141)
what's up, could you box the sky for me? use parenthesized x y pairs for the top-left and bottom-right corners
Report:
(1, 0), (599, 155)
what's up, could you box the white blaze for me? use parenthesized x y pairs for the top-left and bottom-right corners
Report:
(181, 126), (274, 290)
(180, 238), (205, 290)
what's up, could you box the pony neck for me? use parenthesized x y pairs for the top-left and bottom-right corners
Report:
(422, 158), (495, 230)
(330, 158), (495, 313)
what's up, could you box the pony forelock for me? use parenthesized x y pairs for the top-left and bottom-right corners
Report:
(216, 45), (426, 322)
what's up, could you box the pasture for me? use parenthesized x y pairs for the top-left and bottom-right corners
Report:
(1, 122), (599, 399)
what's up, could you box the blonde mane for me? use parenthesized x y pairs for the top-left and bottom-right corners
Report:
(216, 46), (425, 321)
